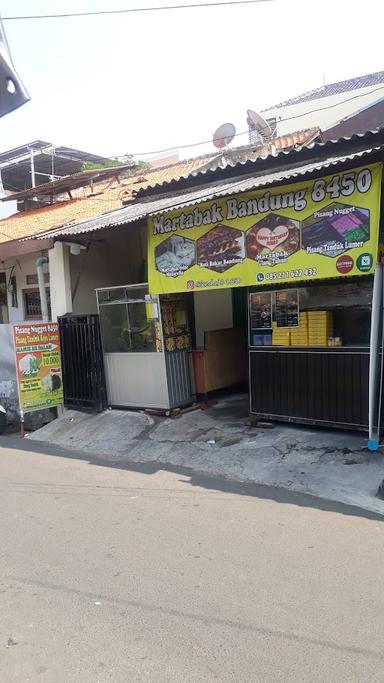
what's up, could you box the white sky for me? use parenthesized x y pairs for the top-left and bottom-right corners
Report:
(1, 0), (383, 161)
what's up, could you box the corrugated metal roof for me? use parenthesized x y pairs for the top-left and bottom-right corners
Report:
(0, 129), (323, 245)
(262, 87), (384, 138)
(0, 156), (218, 244)
(0, 140), (110, 164)
(266, 71), (384, 109)
(2, 163), (136, 201)
(30, 146), (381, 241)
(137, 127), (384, 196)
(137, 128), (321, 193)
(0, 141), (112, 195)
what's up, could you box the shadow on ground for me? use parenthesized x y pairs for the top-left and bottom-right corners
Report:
(1, 433), (383, 523)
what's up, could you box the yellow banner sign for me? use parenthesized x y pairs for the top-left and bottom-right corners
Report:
(148, 163), (381, 293)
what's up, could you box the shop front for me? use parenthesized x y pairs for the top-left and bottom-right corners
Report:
(96, 283), (195, 410)
(248, 279), (372, 429)
(95, 282), (246, 410)
(147, 162), (382, 438)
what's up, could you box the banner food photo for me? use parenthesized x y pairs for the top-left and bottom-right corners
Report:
(13, 322), (64, 414)
(148, 163), (381, 294)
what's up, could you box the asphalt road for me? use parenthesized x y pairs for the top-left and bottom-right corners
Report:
(0, 441), (384, 682)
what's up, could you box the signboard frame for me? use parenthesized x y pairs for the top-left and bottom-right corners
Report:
(148, 163), (381, 294)
(13, 322), (64, 418)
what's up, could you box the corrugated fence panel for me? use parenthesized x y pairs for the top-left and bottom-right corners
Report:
(165, 351), (195, 409)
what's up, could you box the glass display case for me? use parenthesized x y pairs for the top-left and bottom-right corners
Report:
(96, 284), (194, 410)
(98, 285), (162, 353)
(249, 279), (373, 348)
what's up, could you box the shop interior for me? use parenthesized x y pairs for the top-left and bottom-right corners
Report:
(249, 278), (372, 349)
(96, 284), (248, 411)
(94, 275), (373, 429)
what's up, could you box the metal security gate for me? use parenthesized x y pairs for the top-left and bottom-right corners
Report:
(58, 314), (107, 412)
(250, 347), (369, 430)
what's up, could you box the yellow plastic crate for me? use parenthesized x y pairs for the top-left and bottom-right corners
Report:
(308, 330), (330, 337)
(308, 328), (330, 335)
(307, 312), (333, 321)
(272, 330), (290, 346)
(291, 338), (309, 346)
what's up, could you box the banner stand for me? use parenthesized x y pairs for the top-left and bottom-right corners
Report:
(12, 322), (64, 427)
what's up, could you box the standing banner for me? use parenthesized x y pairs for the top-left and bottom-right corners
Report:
(148, 163), (381, 294)
(13, 322), (63, 414)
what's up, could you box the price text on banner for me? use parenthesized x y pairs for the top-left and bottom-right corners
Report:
(13, 322), (64, 413)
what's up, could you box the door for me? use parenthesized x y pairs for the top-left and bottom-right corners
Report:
(58, 314), (107, 412)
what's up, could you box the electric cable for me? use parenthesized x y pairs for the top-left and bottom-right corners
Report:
(126, 86), (384, 157)
(2, 0), (275, 21)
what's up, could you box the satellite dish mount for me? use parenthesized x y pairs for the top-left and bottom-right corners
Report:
(247, 109), (273, 143)
(212, 122), (236, 150)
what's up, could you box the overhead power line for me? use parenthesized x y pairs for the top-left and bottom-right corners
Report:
(124, 85), (384, 157)
(2, 0), (275, 21)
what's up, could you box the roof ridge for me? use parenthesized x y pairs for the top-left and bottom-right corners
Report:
(264, 70), (384, 110)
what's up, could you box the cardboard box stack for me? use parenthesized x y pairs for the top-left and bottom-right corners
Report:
(308, 310), (333, 346)
(290, 312), (309, 346)
(272, 321), (291, 346)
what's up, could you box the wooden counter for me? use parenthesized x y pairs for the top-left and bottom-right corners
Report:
(193, 327), (247, 394)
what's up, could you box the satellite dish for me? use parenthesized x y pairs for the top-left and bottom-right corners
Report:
(212, 122), (236, 149)
(247, 109), (273, 140)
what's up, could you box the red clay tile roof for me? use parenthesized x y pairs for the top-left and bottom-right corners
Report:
(0, 128), (321, 245)
(0, 156), (214, 244)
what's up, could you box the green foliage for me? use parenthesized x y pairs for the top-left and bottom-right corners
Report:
(82, 154), (150, 174)
(82, 159), (123, 171)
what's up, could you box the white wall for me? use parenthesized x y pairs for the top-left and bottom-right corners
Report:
(262, 84), (384, 136)
(0, 323), (18, 421)
(194, 289), (233, 348)
(0, 224), (147, 323)
(0, 253), (50, 323)
(0, 199), (17, 219)
(70, 224), (147, 314)
(49, 242), (72, 320)
(70, 241), (113, 314)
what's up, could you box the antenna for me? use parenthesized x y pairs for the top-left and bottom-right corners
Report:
(247, 109), (273, 142)
(212, 122), (236, 149)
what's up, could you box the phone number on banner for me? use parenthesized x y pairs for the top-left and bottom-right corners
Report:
(259, 268), (318, 282)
